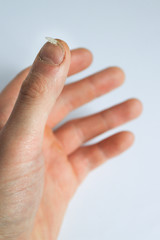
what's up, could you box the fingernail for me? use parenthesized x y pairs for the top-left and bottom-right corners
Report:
(39, 37), (65, 65)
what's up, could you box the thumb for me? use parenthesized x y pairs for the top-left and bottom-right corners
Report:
(2, 38), (71, 139)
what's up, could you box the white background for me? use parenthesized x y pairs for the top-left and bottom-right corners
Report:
(0, 0), (160, 239)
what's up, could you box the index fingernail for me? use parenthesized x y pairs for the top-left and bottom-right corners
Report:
(39, 37), (65, 65)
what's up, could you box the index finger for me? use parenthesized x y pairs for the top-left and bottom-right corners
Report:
(0, 48), (93, 129)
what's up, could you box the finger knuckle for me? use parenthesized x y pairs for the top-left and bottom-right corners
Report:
(20, 71), (49, 101)
(0, 111), (7, 130)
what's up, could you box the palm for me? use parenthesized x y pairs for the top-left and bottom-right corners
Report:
(31, 128), (78, 239)
(0, 48), (142, 239)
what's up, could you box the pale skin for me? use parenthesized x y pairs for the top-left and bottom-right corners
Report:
(0, 39), (143, 240)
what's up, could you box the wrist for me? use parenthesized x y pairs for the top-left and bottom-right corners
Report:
(30, 194), (69, 240)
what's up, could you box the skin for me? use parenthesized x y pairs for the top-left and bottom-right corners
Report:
(0, 39), (143, 240)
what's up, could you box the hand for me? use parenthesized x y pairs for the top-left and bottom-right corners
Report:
(0, 38), (142, 240)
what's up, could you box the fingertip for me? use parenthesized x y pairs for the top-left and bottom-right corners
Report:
(78, 47), (93, 62)
(55, 38), (71, 63)
(127, 98), (143, 117)
(132, 98), (143, 114)
(117, 131), (135, 153)
(73, 47), (93, 65)
(99, 131), (135, 159)
(68, 47), (93, 76)
(106, 66), (126, 88)
(120, 130), (135, 144)
(110, 66), (126, 83)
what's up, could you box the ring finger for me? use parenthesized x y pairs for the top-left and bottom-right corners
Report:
(54, 98), (142, 155)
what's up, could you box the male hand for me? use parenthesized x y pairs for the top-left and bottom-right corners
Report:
(0, 38), (142, 239)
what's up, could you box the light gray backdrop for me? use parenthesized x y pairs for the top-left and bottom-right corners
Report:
(0, 0), (160, 239)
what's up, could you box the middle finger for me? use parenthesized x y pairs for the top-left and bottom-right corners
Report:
(47, 66), (125, 127)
